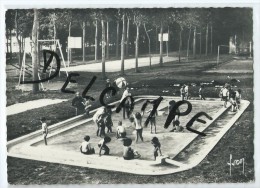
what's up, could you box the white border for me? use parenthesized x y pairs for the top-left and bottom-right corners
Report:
(0, 0), (259, 188)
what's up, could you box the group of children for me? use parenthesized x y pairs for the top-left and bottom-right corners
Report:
(78, 97), (188, 160)
(93, 107), (113, 137)
(79, 133), (162, 161)
(179, 83), (242, 105)
(180, 84), (206, 101)
(219, 84), (242, 111)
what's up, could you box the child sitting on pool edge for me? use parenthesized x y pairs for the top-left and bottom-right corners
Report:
(123, 138), (141, 160)
(80, 135), (95, 155)
(98, 136), (111, 156)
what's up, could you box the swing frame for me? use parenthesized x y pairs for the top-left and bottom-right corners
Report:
(17, 39), (68, 91)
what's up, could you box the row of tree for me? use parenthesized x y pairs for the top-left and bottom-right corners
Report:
(5, 8), (253, 93)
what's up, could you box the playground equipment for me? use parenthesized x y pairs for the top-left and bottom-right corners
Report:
(17, 39), (68, 91)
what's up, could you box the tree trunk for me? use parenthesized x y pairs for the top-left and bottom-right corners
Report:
(205, 24), (208, 56)
(126, 17), (130, 57)
(32, 9), (39, 93)
(159, 21), (163, 66)
(210, 24), (213, 54)
(186, 28), (191, 61)
(135, 24), (140, 73)
(166, 26), (169, 56)
(15, 10), (22, 66)
(155, 26), (158, 53)
(101, 20), (106, 79)
(83, 21), (86, 62)
(6, 32), (9, 53)
(144, 24), (151, 69)
(178, 29), (182, 63)
(68, 21), (71, 63)
(21, 36), (24, 53)
(121, 15), (125, 75)
(10, 29), (12, 60)
(193, 27), (196, 57)
(199, 28), (202, 57)
(106, 21), (109, 59)
(116, 21), (119, 59)
(95, 20), (98, 61)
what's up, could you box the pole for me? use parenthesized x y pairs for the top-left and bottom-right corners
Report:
(82, 21), (85, 62)
(106, 21), (110, 59)
(230, 154), (232, 176)
(167, 26), (169, 57)
(249, 41), (252, 58)
(166, 40), (168, 57)
(242, 158), (245, 175)
(193, 27), (196, 57)
(217, 45), (220, 68)
(210, 24), (213, 54)
(234, 35), (237, 54)
(206, 24), (208, 56)
(199, 31), (202, 57)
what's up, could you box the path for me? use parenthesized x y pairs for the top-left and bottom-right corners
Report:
(7, 99), (68, 116)
(60, 56), (181, 72)
(205, 59), (253, 73)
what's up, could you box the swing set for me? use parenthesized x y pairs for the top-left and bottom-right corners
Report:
(17, 39), (68, 91)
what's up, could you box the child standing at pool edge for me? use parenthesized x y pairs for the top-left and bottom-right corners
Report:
(40, 117), (48, 145)
(151, 137), (162, 160)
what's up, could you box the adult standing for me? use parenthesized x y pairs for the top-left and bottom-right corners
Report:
(184, 84), (189, 100)
(93, 107), (106, 137)
(222, 84), (230, 108)
(120, 87), (131, 119)
(199, 85), (206, 100)
(105, 79), (112, 98)
(180, 85), (185, 101)
(72, 92), (86, 115)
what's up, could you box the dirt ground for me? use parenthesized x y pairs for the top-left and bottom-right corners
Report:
(6, 55), (254, 184)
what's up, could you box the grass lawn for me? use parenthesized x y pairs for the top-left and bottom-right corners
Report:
(6, 55), (254, 184)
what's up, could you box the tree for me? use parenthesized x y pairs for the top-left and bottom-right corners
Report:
(133, 9), (147, 72)
(121, 13), (126, 75)
(13, 10), (33, 66)
(181, 9), (200, 61)
(144, 23), (152, 69)
(116, 21), (120, 59)
(159, 21), (163, 66)
(101, 19), (106, 79)
(126, 16), (130, 57)
(32, 9), (39, 93)
(174, 10), (186, 63)
(151, 9), (172, 66)
(5, 10), (15, 60)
